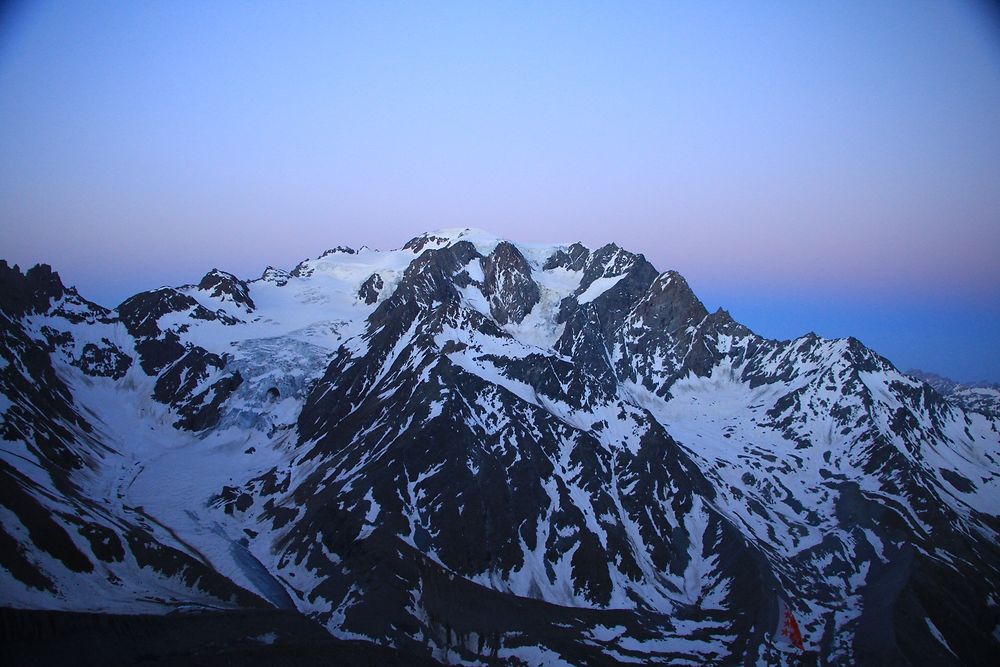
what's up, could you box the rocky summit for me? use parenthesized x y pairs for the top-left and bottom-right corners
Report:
(1, 229), (998, 665)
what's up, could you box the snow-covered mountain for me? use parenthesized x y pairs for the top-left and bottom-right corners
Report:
(907, 369), (1000, 421)
(2, 229), (999, 665)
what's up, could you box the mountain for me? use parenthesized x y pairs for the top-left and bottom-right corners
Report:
(906, 369), (1000, 420)
(1, 228), (999, 666)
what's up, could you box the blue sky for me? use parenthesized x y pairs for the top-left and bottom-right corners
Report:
(1, 1), (998, 381)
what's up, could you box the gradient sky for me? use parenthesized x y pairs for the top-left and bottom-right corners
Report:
(1, 1), (999, 382)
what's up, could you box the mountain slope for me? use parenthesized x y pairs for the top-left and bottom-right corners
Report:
(907, 369), (1000, 420)
(1, 230), (998, 665)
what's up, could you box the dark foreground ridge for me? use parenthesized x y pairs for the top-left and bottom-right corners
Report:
(0, 607), (441, 666)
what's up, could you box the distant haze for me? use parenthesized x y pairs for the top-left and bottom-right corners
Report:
(1, 1), (998, 382)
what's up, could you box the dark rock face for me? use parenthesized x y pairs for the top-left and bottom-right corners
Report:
(154, 348), (243, 431)
(0, 261), (66, 318)
(402, 232), (454, 254)
(629, 271), (708, 335)
(289, 261), (312, 278)
(358, 273), (384, 305)
(290, 247), (358, 279)
(118, 287), (239, 374)
(481, 241), (539, 325)
(118, 288), (204, 338)
(260, 266), (290, 286)
(610, 270), (721, 393)
(554, 244), (659, 337)
(0, 261), (110, 324)
(134, 332), (185, 374)
(542, 242), (589, 271)
(72, 340), (132, 379)
(319, 246), (356, 257)
(0, 311), (92, 488)
(198, 269), (256, 311)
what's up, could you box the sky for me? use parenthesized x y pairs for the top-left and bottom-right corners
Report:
(1, 1), (998, 382)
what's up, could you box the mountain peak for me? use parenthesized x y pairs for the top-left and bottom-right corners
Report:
(0, 261), (106, 323)
(908, 367), (1000, 418)
(0, 260), (66, 317)
(318, 246), (357, 258)
(401, 227), (505, 254)
(197, 268), (255, 312)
